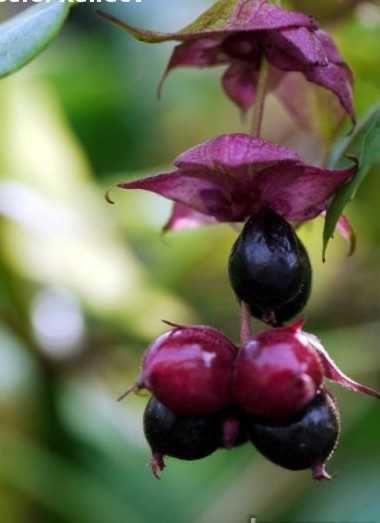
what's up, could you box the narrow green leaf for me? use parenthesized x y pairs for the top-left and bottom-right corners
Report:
(323, 106), (380, 259)
(0, 0), (71, 79)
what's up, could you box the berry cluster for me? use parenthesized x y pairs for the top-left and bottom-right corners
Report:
(120, 209), (379, 481)
(103, 0), (380, 482)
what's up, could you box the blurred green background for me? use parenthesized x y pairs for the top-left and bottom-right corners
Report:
(1, 1), (380, 522)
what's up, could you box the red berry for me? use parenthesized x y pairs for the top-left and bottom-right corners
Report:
(233, 321), (323, 419)
(126, 324), (238, 416)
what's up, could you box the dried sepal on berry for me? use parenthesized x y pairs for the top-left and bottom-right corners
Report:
(304, 332), (380, 400)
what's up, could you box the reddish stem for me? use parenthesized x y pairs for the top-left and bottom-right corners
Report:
(222, 417), (240, 449)
(240, 302), (252, 345)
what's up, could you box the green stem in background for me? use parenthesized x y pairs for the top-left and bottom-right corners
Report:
(250, 58), (269, 137)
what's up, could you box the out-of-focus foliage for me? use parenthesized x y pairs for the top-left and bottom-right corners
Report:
(0, 0), (71, 78)
(1, 1), (380, 523)
(290, 0), (366, 22)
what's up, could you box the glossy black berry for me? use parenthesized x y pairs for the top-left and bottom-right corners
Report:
(143, 397), (219, 477)
(228, 208), (312, 325)
(144, 398), (247, 477)
(246, 391), (340, 480)
(144, 397), (220, 461)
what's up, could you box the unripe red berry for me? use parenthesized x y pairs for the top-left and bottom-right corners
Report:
(233, 321), (323, 419)
(135, 324), (238, 416)
(246, 391), (340, 480)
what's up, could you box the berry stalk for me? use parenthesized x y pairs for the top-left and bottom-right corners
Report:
(240, 302), (252, 345)
(250, 58), (269, 137)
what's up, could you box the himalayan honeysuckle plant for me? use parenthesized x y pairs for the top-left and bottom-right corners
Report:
(99, 0), (380, 481)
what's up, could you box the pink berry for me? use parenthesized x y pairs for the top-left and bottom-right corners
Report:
(233, 321), (323, 419)
(123, 323), (238, 416)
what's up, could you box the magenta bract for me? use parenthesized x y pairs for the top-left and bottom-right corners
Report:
(117, 133), (356, 231)
(100, 0), (354, 123)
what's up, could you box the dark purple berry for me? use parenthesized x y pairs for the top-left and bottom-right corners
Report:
(228, 208), (312, 326)
(233, 321), (323, 419)
(122, 324), (238, 416)
(144, 397), (245, 477)
(246, 391), (340, 480)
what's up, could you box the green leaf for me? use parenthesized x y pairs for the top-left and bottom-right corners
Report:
(323, 106), (380, 259)
(181, 0), (237, 33)
(0, 0), (71, 79)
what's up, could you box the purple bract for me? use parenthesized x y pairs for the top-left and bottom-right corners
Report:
(116, 133), (356, 232)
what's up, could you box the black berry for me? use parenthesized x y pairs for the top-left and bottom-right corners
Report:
(246, 391), (340, 480)
(144, 397), (237, 477)
(228, 208), (312, 325)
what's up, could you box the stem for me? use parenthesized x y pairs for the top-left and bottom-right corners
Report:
(250, 58), (269, 137)
(240, 302), (252, 345)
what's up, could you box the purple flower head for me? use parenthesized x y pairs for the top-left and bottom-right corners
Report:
(99, 0), (355, 124)
(116, 133), (356, 232)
